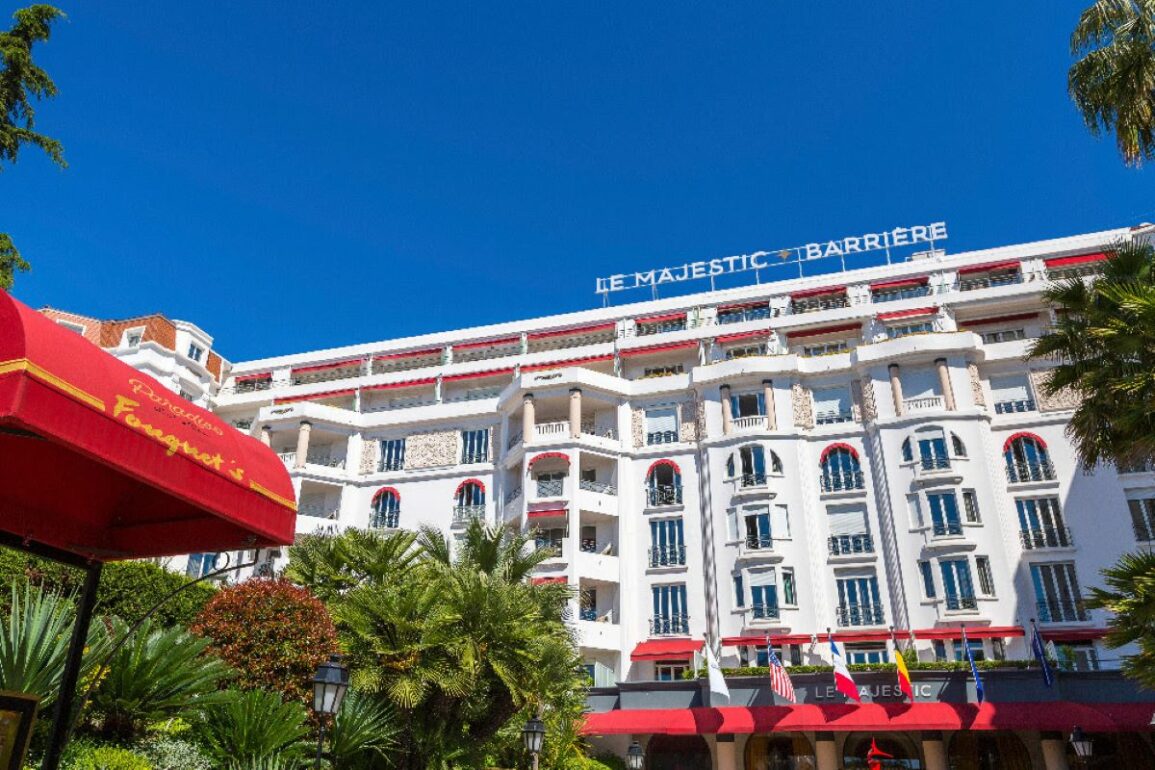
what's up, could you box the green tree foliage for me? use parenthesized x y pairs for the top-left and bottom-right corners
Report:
(1088, 551), (1155, 687)
(190, 578), (338, 704)
(1028, 240), (1155, 468)
(1069, 1), (1155, 165)
(194, 689), (310, 767)
(287, 521), (583, 770)
(61, 742), (153, 770)
(0, 232), (28, 290)
(89, 617), (233, 741)
(325, 689), (397, 770)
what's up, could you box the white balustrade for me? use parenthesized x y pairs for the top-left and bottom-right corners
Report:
(903, 395), (944, 413)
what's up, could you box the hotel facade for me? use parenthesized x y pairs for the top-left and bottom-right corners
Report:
(52, 225), (1155, 768)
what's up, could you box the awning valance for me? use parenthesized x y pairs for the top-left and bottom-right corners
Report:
(291, 358), (362, 375)
(790, 285), (846, 300)
(441, 368), (515, 382)
(233, 372), (272, 383)
(958, 312), (1039, 328)
(876, 306), (937, 322)
(620, 341), (697, 358)
(453, 336), (520, 351)
(1045, 252), (1108, 269)
(521, 354), (614, 373)
(1040, 627), (1109, 642)
(956, 260), (1020, 276)
(373, 347), (442, 361)
(912, 626), (1026, 640)
(527, 322), (617, 341)
(362, 378), (437, 392)
(785, 323), (861, 341)
(716, 329), (771, 345)
(870, 276), (929, 291)
(526, 507), (567, 520)
(631, 638), (700, 661)
(721, 634), (814, 647)
(531, 576), (568, 585)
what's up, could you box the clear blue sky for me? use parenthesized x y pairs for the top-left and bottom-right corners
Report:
(4, 2), (1151, 361)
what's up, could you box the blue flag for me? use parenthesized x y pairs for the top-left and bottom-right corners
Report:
(962, 628), (985, 703)
(1031, 623), (1055, 688)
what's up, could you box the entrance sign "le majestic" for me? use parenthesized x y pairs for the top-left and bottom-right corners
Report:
(595, 222), (949, 295)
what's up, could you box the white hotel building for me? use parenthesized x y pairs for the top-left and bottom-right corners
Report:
(194, 224), (1155, 767)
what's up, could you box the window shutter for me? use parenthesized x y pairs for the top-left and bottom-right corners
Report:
(645, 408), (677, 434)
(901, 367), (940, 399)
(748, 569), (777, 587)
(827, 506), (868, 536)
(813, 387), (849, 416)
(990, 375), (1030, 402)
(772, 504), (791, 538)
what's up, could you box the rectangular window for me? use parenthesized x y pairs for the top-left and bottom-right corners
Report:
(781, 568), (797, 606)
(940, 558), (977, 610)
(827, 505), (870, 555)
(813, 386), (853, 424)
(749, 570), (778, 620)
(185, 552), (218, 578)
(650, 518), (686, 567)
(379, 439), (406, 472)
(642, 364), (684, 379)
(800, 340), (849, 357)
(654, 662), (688, 681)
(730, 392), (765, 418)
(725, 344), (767, 360)
(460, 429), (490, 463)
(927, 492), (962, 537)
(962, 489), (981, 523)
(726, 508), (739, 541)
(1128, 498), (1155, 542)
(990, 374), (1035, 414)
(733, 573), (745, 608)
(907, 494), (924, 528)
(980, 328), (1026, 344)
(918, 560), (936, 599)
(952, 638), (985, 662)
(645, 407), (679, 445)
(886, 321), (935, 339)
(1016, 497), (1070, 549)
(718, 305), (771, 324)
(836, 576), (883, 626)
(187, 343), (205, 362)
(1031, 562), (1086, 622)
(772, 503), (791, 539)
(744, 509), (773, 550)
(976, 556), (995, 596)
(651, 584), (689, 634)
(845, 643), (889, 664)
(916, 428), (949, 468)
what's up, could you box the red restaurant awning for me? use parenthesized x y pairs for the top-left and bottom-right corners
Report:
(0, 292), (296, 560)
(870, 276), (929, 291)
(526, 507), (567, 520)
(233, 372), (271, 383)
(956, 260), (1020, 275)
(631, 638), (700, 661)
(1040, 628), (1109, 642)
(1044, 252), (1108, 268)
(721, 634), (814, 647)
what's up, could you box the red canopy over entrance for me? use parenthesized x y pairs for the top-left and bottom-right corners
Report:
(0, 292), (296, 560)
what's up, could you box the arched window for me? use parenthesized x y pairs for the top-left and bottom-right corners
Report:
(951, 432), (967, 457)
(646, 460), (683, 506)
(745, 734), (815, 770)
(730, 445), (767, 487)
(914, 426), (950, 470)
(453, 480), (486, 525)
(370, 487), (400, 529)
(1004, 433), (1054, 483)
(901, 437), (913, 462)
(820, 444), (864, 492)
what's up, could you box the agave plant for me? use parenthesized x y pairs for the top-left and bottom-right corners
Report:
(195, 688), (310, 766)
(0, 583), (109, 708)
(90, 616), (234, 739)
(326, 689), (397, 769)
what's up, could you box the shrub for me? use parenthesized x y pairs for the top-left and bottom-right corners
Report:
(194, 689), (310, 766)
(133, 735), (212, 770)
(591, 753), (628, 770)
(191, 579), (337, 703)
(96, 561), (217, 627)
(64, 743), (153, 770)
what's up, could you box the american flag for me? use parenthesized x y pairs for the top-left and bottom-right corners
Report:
(765, 642), (796, 703)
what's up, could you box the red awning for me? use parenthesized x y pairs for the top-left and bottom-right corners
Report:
(291, 358), (362, 375)
(631, 638), (700, 661)
(870, 276), (929, 291)
(721, 634), (814, 647)
(636, 312), (687, 325)
(620, 341), (697, 358)
(527, 322), (617, 341)
(453, 336), (520, 351)
(716, 329), (771, 345)
(1045, 252), (1108, 269)
(790, 285), (846, 300)
(913, 626), (1026, 640)
(526, 508), (567, 520)
(876, 306), (937, 322)
(531, 576), (568, 585)
(233, 372), (271, 383)
(1040, 627), (1109, 642)
(718, 301), (767, 312)
(819, 442), (859, 462)
(362, 378), (437, 392)
(1003, 431), (1046, 451)
(373, 347), (442, 361)
(521, 354), (614, 373)
(959, 312), (1039, 328)
(956, 260), (1020, 275)
(441, 368), (515, 382)
(528, 452), (569, 468)
(830, 630), (896, 643)
(0, 292), (296, 560)
(784, 323), (861, 341)
(274, 388), (356, 404)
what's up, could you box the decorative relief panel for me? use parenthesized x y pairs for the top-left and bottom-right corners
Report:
(850, 380), (864, 423)
(968, 362), (985, 407)
(359, 439), (379, 475)
(791, 383), (814, 429)
(1030, 369), (1080, 412)
(679, 399), (699, 443)
(406, 430), (458, 469)
(632, 409), (645, 449)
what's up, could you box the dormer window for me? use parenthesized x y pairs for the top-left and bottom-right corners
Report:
(125, 331), (142, 348)
(187, 343), (205, 362)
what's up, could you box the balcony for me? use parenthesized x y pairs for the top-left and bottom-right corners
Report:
(820, 471), (865, 493)
(579, 479), (617, 496)
(451, 504), (485, 527)
(649, 615), (690, 636)
(749, 604), (780, 620)
(535, 420), (570, 440)
(736, 472), (769, 490)
(944, 594), (978, 611)
(1036, 599), (1089, 623)
(732, 415), (767, 432)
(744, 533), (774, 552)
(636, 320), (687, 336)
(828, 534), (874, 556)
(1020, 527), (1074, 550)
(958, 272), (1022, 291)
(1006, 461), (1055, 484)
(369, 510), (400, 529)
(579, 608), (598, 622)
(792, 295), (850, 314)
(536, 479), (565, 498)
(377, 459), (404, 472)
(646, 485), (683, 507)
(837, 604), (885, 627)
(903, 395), (944, 413)
(994, 399), (1036, 415)
(815, 410), (854, 426)
(535, 537), (564, 554)
(931, 521), (964, 538)
(647, 430), (680, 446)
(648, 544), (686, 568)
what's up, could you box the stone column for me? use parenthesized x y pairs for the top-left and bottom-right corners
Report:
(720, 385), (734, 435)
(1040, 733), (1071, 770)
(569, 388), (583, 438)
(259, 425), (272, 447)
(713, 735), (739, 770)
(522, 394), (535, 444)
(935, 357), (956, 411)
(888, 363), (904, 416)
(921, 732), (947, 770)
(294, 421), (311, 469)
(762, 379), (776, 430)
(814, 732), (837, 770)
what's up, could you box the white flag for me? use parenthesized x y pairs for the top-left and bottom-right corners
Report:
(704, 640), (730, 704)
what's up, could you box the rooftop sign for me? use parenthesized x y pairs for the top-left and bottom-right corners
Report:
(595, 221), (948, 295)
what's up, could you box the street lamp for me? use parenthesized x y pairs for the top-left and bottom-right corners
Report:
(311, 655), (350, 770)
(522, 716), (545, 770)
(1070, 726), (1093, 766)
(626, 740), (645, 770)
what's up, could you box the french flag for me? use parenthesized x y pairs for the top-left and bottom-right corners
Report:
(830, 638), (860, 702)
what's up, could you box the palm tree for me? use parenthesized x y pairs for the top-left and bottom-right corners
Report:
(1069, 1), (1155, 165)
(195, 688), (311, 766)
(1087, 551), (1155, 687)
(1028, 239), (1155, 469)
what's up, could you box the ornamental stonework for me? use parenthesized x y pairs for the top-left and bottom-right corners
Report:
(680, 399), (699, 442)
(968, 362), (985, 407)
(632, 409), (645, 448)
(406, 430), (458, 468)
(359, 439), (379, 475)
(1030, 369), (1080, 412)
(792, 383), (814, 429)
(850, 380), (864, 422)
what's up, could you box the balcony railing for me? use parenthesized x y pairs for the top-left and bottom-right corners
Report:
(299, 503), (339, 520)
(919, 456), (952, 471)
(1006, 460), (1056, 483)
(820, 471), (865, 493)
(369, 510), (400, 529)
(737, 472), (769, 489)
(732, 415), (767, 431)
(307, 454), (346, 469)
(994, 398), (1036, 414)
(579, 479), (617, 495)
(378, 459), (404, 472)
(646, 485), (683, 507)
(904, 396), (944, 413)
(636, 321), (687, 336)
(1134, 521), (1155, 542)
(648, 544), (686, 567)
(792, 296), (850, 314)
(461, 452), (490, 465)
(837, 604), (885, 627)
(718, 308), (772, 325)
(828, 534), (874, 556)
(815, 410), (854, 425)
(958, 272), (1022, 291)
(579, 538), (598, 553)
(504, 486), (523, 505)
(744, 533), (774, 551)
(231, 379), (273, 393)
(750, 604), (780, 620)
(506, 430), (524, 450)
(535, 537), (564, 553)
(579, 608), (598, 621)
(649, 615), (690, 636)
(872, 285), (931, 303)
(536, 421), (569, 438)
(536, 479), (565, 498)
(1020, 527), (1074, 549)
(452, 505), (485, 526)
(932, 521), (964, 538)
(647, 430), (679, 445)
(1120, 459), (1155, 474)
(1036, 599), (1089, 623)
(944, 594), (978, 611)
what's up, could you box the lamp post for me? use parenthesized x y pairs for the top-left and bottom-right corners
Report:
(1070, 725), (1093, 767)
(522, 716), (545, 770)
(311, 654), (350, 770)
(626, 740), (645, 770)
